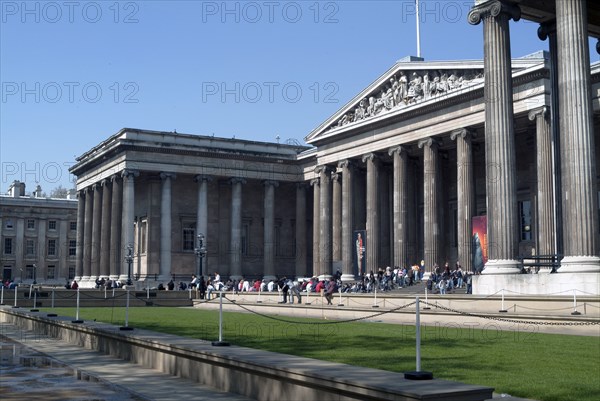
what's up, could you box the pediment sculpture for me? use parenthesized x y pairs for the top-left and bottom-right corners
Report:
(330, 69), (485, 130)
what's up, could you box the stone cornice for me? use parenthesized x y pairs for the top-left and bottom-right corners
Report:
(468, 0), (521, 25)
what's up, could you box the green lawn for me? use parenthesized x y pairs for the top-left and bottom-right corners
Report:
(42, 307), (600, 401)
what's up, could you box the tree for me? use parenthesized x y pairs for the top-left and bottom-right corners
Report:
(49, 185), (69, 199)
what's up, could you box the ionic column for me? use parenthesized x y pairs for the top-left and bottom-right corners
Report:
(99, 179), (112, 278)
(82, 186), (93, 281)
(419, 138), (441, 271)
(469, 1), (521, 273)
(339, 160), (355, 281)
(331, 170), (342, 263)
(362, 153), (380, 273)
(263, 180), (279, 281)
(91, 183), (102, 280)
(528, 107), (555, 257)
(318, 165), (333, 277)
(389, 146), (409, 269)
(556, 0), (600, 272)
(230, 177), (246, 280)
(160, 173), (176, 281)
(311, 178), (320, 276)
(121, 170), (138, 281)
(451, 129), (476, 272)
(110, 175), (122, 279)
(295, 183), (307, 278)
(539, 20), (563, 259)
(75, 190), (85, 280)
(195, 175), (212, 253)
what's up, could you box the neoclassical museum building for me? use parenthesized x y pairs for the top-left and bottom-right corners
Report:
(69, 0), (600, 294)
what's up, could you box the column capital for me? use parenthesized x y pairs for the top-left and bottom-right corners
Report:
(418, 137), (441, 149)
(310, 178), (320, 187)
(338, 159), (355, 170)
(263, 180), (279, 188)
(194, 174), (213, 183)
(388, 145), (408, 157)
(361, 152), (379, 164)
(121, 169), (139, 179)
(528, 106), (549, 121)
(229, 177), (247, 185)
(296, 182), (308, 190)
(110, 173), (121, 183)
(315, 165), (334, 176)
(91, 182), (101, 190)
(450, 128), (476, 141)
(468, 0), (520, 26)
(100, 178), (111, 187)
(537, 20), (556, 41)
(159, 172), (177, 180)
(331, 171), (341, 183)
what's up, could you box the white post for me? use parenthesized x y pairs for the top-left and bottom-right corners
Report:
(338, 288), (344, 307)
(74, 288), (82, 322)
(423, 286), (431, 310)
(32, 291), (37, 310)
(372, 287), (379, 308)
(104, 286), (107, 299)
(305, 289), (311, 305)
(416, 296), (421, 372)
(112, 287), (115, 297)
(218, 291), (224, 342)
(572, 289), (581, 315)
(13, 286), (18, 307)
(499, 289), (508, 312)
(51, 288), (55, 308)
(125, 289), (130, 327)
(257, 287), (262, 303)
(147, 286), (150, 300)
(0, 285), (4, 305)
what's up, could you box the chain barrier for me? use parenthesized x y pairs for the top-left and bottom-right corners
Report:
(223, 295), (416, 325)
(421, 301), (600, 326)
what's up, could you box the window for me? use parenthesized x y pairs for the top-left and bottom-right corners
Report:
(4, 238), (13, 255)
(26, 265), (34, 280)
(519, 200), (532, 241)
(47, 265), (55, 280)
(69, 240), (77, 256)
(68, 265), (75, 279)
(26, 239), (35, 256)
(27, 219), (35, 229)
(182, 226), (195, 251)
(70, 221), (77, 231)
(48, 220), (57, 230)
(139, 220), (147, 254)
(48, 239), (57, 256)
(5, 219), (13, 229)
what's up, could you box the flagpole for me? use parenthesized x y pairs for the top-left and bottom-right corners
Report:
(416, 0), (421, 58)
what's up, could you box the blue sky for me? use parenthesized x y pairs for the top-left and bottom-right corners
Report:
(1, 0), (598, 193)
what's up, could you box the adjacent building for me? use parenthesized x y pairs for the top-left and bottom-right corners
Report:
(0, 181), (78, 284)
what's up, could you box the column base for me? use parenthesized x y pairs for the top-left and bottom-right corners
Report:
(341, 274), (356, 282)
(559, 256), (600, 273)
(229, 275), (243, 282)
(482, 259), (521, 274)
(262, 275), (277, 283)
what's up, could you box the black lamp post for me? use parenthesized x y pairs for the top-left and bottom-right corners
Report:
(125, 245), (133, 286)
(194, 234), (207, 278)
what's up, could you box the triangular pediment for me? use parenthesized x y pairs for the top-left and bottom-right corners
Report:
(305, 53), (547, 144)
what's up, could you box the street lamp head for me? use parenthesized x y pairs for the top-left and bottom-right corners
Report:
(198, 233), (205, 242)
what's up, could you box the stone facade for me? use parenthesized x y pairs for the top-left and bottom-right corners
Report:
(65, 1), (600, 293)
(0, 181), (78, 284)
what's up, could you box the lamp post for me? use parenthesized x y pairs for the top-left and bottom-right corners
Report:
(32, 264), (37, 285)
(125, 245), (133, 286)
(194, 234), (207, 278)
